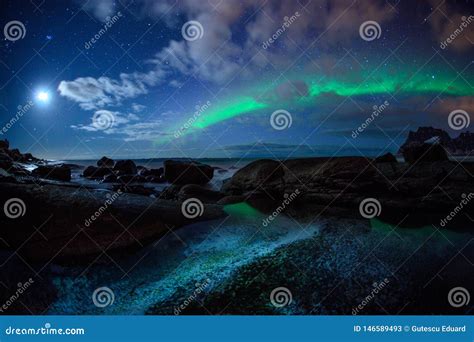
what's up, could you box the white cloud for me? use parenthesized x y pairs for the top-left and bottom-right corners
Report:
(71, 110), (170, 141)
(58, 70), (167, 110)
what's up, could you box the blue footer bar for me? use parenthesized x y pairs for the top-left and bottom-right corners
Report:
(0, 316), (472, 342)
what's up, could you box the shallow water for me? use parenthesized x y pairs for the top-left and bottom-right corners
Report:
(47, 203), (320, 314)
(46, 199), (474, 315)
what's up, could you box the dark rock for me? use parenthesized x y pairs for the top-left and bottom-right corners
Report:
(97, 156), (114, 168)
(113, 160), (137, 175)
(220, 156), (473, 229)
(375, 153), (397, 163)
(159, 185), (182, 200)
(32, 165), (71, 182)
(399, 127), (473, 156)
(0, 168), (16, 183)
(217, 195), (246, 205)
(117, 174), (146, 183)
(113, 184), (155, 196)
(82, 166), (112, 179)
(164, 160), (213, 185)
(139, 167), (163, 177)
(178, 184), (225, 203)
(8, 148), (22, 161)
(0, 182), (226, 263)
(222, 159), (283, 193)
(402, 143), (448, 164)
(22, 153), (37, 162)
(0, 152), (13, 169)
(0, 139), (9, 150)
(102, 174), (117, 183)
(145, 175), (165, 183)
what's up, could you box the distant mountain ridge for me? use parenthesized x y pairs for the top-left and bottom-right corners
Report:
(399, 127), (474, 155)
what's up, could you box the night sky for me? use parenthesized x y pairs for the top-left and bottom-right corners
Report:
(1, 0), (473, 159)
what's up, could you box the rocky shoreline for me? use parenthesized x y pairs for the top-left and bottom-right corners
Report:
(0, 133), (473, 314)
(1, 136), (473, 261)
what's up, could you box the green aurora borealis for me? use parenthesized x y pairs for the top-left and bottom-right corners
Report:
(166, 67), (473, 141)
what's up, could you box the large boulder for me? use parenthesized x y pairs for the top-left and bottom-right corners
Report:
(402, 143), (448, 164)
(82, 166), (112, 179)
(117, 174), (146, 183)
(0, 152), (13, 169)
(113, 160), (137, 175)
(97, 156), (114, 168)
(0, 139), (9, 150)
(178, 184), (225, 203)
(139, 167), (163, 177)
(222, 159), (283, 193)
(8, 148), (22, 161)
(375, 153), (397, 163)
(164, 160), (213, 185)
(32, 165), (71, 182)
(0, 182), (227, 263)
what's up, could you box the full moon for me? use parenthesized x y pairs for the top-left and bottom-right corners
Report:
(36, 91), (50, 103)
